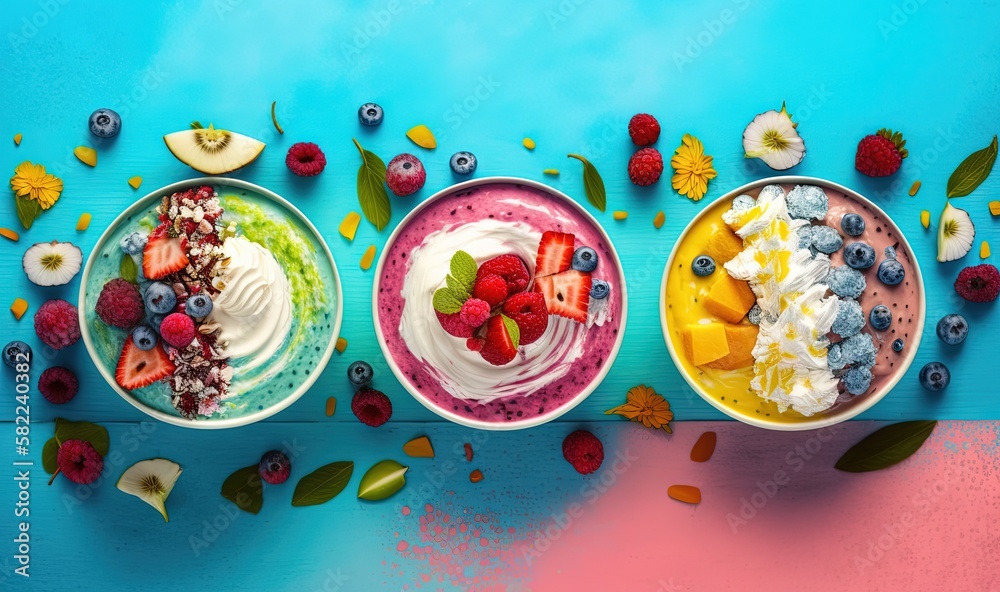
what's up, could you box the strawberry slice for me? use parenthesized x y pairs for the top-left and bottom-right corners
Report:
(480, 315), (518, 366)
(115, 337), (176, 391)
(142, 230), (189, 279)
(501, 292), (549, 344)
(534, 231), (575, 277)
(533, 270), (592, 324)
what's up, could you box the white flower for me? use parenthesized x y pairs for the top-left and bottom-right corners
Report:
(116, 458), (182, 522)
(21, 241), (82, 286)
(743, 103), (806, 171)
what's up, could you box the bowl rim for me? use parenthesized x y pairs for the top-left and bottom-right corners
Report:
(372, 176), (628, 431)
(78, 177), (344, 429)
(659, 175), (927, 431)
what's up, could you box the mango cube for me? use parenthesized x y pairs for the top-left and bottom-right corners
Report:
(703, 274), (757, 323)
(704, 323), (758, 370)
(704, 228), (744, 264)
(990, 201), (1000, 217)
(682, 322), (730, 366)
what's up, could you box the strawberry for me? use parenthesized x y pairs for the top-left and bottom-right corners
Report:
(115, 337), (175, 391)
(855, 128), (908, 177)
(533, 270), (592, 324)
(142, 229), (189, 279)
(534, 231), (575, 277)
(477, 255), (529, 294)
(480, 314), (518, 366)
(472, 273), (508, 306)
(501, 292), (549, 344)
(435, 310), (475, 338)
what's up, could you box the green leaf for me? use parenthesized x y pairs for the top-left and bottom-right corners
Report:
(568, 153), (607, 212)
(947, 135), (997, 198)
(190, 121), (203, 129)
(221, 465), (263, 514)
(835, 420), (937, 473)
(501, 313), (520, 350)
(54, 418), (109, 456)
(15, 194), (41, 230)
(445, 275), (469, 299)
(42, 438), (59, 474)
(120, 254), (138, 284)
(291, 461), (354, 507)
(358, 459), (408, 501)
(433, 287), (465, 314)
(450, 250), (478, 292)
(353, 138), (391, 231)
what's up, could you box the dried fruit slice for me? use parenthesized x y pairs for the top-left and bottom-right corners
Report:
(522, 137), (536, 150)
(74, 146), (97, 167)
(13, 133), (22, 146)
(142, 231), (189, 279)
(405, 125), (436, 149)
(937, 202), (975, 262)
(339, 211), (361, 241)
(469, 469), (484, 483)
(667, 484), (702, 504)
(982, 241), (991, 259)
(464, 443), (473, 462)
(10, 298), (28, 320)
(909, 180), (922, 196)
(920, 210), (931, 229)
(325, 396), (337, 417)
(690, 432), (717, 463)
(335, 337), (348, 353)
(128, 176), (143, 190)
(533, 269), (592, 324)
(534, 231), (575, 277)
(360, 245), (376, 270)
(653, 211), (665, 229)
(613, 210), (628, 220)
(76, 213), (92, 231)
(402, 436), (435, 458)
(990, 201), (1000, 216)
(0, 228), (19, 242)
(115, 337), (175, 391)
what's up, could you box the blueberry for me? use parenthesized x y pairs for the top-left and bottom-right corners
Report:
(186, 293), (213, 318)
(358, 102), (383, 126)
(131, 326), (158, 351)
(119, 232), (147, 256)
(919, 362), (950, 392)
(348, 360), (374, 387)
(786, 185), (829, 220)
(732, 194), (756, 211)
(892, 338), (904, 352)
(841, 213), (866, 237)
(3, 341), (31, 368)
(259, 450), (291, 484)
(571, 247), (599, 272)
(692, 255), (716, 277)
(88, 108), (121, 138)
(797, 225), (815, 250)
(840, 333), (877, 368)
(148, 314), (165, 334)
(825, 266), (867, 299)
(832, 298), (865, 338)
(449, 151), (478, 175)
(936, 314), (969, 345)
(877, 259), (905, 286)
(811, 226), (844, 254)
(144, 282), (177, 314)
(869, 304), (892, 331)
(843, 242), (876, 269)
(842, 366), (873, 396)
(827, 342), (847, 371)
(590, 279), (610, 300)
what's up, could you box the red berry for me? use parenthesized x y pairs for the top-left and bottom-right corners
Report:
(855, 129), (907, 177)
(477, 255), (529, 294)
(286, 142), (327, 176)
(385, 153), (426, 196)
(57, 439), (103, 484)
(435, 310), (475, 338)
(472, 274), (508, 307)
(351, 388), (392, 427)
(501, 292), (549, 345)
(954, 264), (1000, 302)
(628, 113), (661, 146)
(159, 312), (196, 348)
(96, 278), (144, 329)
(562, 430), (604, 474)
(627, 147), (664, 186)
(466, 337), (484, 352)
(459, 298), (491, 328)
(259, 450), (291, 484)
(38, 366), (79, 404)
(34, 299), (80, 350)
(480, 314), (519, 366)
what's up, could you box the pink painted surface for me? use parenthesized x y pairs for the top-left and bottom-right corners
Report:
(524, 421), (1000, 591)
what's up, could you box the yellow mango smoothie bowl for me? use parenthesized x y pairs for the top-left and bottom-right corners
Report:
(661, 177), (926, 430)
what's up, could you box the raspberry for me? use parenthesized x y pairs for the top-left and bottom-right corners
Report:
(38, 367), (79, 404)
(472, 274), (508, 307)
(351, 387), (392, 427)
(34, 299), (80, 350)
(477, 255), (530, 294)
(159, 312), (196, 348)
(628, 113), (661, 146)
(285, 142), (327, 176)
(385, 153), (426, 196)
(95, 278), (144, 329)
(459, 298), (491, 328)
(501, 292), (548, 345)
(435, 311), (475, 338)
(627, 147), (664, 186)
(259, 450), (291, 485)
(954, 264), (1000, 302)
(562, 430), (604, 475)
(855, 129), (907, 177)
(466, 337), (484, 352)
(57, 440), (103, 484)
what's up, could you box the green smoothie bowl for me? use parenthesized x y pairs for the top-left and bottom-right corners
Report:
(78, 178), (343, 429)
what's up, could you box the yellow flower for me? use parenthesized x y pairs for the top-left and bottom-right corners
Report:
(10, 161), (63, 210)
(670, 134), (717, 201)
(605, 384), (674, 433)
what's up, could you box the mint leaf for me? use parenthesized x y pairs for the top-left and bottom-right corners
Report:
(501, 314), (520, 349)
(221, 465), (263, 514)
(15, 194), (41, 230)
(446, 275), (469, 299)
(120, 254), (138, 284)
(947, 135), (997, 198)
(353, 138), (391, 231)
(55, 418), (109, 456)
(292, 461), (354, 507)
(450, 250), (478, 292)
(568, 153), (607, 212)
(433, 287), (464, 314)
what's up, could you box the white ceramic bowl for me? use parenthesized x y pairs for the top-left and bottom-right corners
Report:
(660, 176), (926, 431)
(79, 178), (343, 429)
(373, 177), (628, 430)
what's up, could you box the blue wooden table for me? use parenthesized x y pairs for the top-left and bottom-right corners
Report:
(2, 1), (999, 590)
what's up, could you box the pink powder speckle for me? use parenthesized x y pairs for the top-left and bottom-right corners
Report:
(397, 541), (409, 552)
(402, 506), (411, 516)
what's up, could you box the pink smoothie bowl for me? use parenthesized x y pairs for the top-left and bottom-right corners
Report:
(373, 177), (628, 430)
